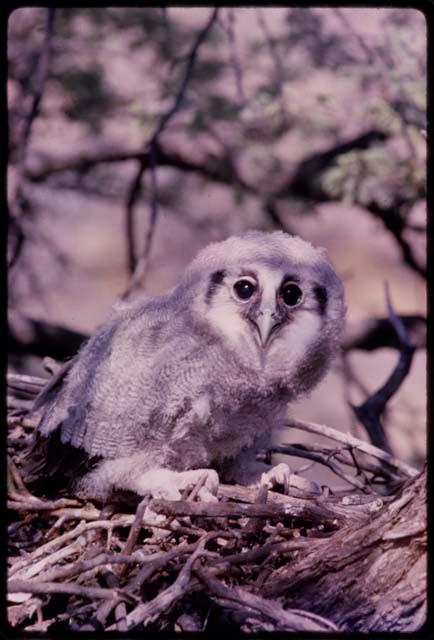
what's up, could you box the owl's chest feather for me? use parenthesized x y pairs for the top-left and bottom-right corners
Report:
(166, 387), (287, 471)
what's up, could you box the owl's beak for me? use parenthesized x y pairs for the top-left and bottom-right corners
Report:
(254, 308), (278, 347)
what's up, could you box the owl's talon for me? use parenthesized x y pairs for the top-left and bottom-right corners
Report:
(260, 462), (320, 495)
(135, 468), (219, 502)
(261, 462), (291, 492)
(180, 468), (219, 501)
(197, 486), (219, 502)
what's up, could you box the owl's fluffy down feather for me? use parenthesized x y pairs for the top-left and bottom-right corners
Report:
(28, 231), (345, 500)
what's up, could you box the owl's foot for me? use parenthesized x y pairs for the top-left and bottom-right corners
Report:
(261, 462), (321, 495)
(135, 467), (219, 502)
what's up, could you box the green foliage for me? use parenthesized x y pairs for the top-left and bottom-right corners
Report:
(206, 94), (241, 121)
(8, 7), (426, 232)
(55, 65), (117, 133)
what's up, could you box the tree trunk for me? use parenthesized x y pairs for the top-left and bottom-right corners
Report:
(262, 469), (427, 632)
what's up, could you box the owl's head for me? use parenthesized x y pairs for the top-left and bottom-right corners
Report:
(183, 231), (345, 390)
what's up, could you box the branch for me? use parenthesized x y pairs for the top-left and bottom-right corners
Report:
(107, 535), (212, 630)
(268, 444), (374, 493)
(16, 9), (56, 165)
(194, 565), (339, 632)
(352, 283), (416, 452)
(343, 314), (426, 351)
(123, 8), (219, 293)
(364, 199), (426, 279)
(285, 417), (418, 478)
(9, 9), (56, 270)
(8, 578), (127, 602)
(151, 497), (342, 529)
(280, 129), (389, 201)
(219, 8), (246, 103)
(277, 129), (426, 279)
(22, 124), (425, 281)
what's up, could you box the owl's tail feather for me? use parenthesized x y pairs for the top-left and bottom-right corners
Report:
(22, 431), (99, 499)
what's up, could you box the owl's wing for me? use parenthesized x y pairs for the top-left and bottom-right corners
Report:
(32, 358), (76, 412)
(33, 291), (211, 460)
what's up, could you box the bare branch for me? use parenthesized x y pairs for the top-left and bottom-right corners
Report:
(285, 417), (418, 478)
(219, 8), (246, 103)
(352, 283), (416, 452)
(9, 9), (56, 270)
(268, 444), (374, 493)
(151, 497), (343, 529)
(194, 565), (339, 631)
(343, 314), (426, 352)
(8, 578), (127, 602)
(123, 8), (219, 293)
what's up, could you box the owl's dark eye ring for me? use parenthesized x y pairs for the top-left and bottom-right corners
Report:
(233, 278), (256, 301)
(280, 282), (303, 307)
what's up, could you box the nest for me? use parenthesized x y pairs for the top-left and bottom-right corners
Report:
(7, 378), (417, 634)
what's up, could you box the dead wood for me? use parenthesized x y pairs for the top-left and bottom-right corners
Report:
(261, 469), (426, 632)
(7, 384), (426, 633)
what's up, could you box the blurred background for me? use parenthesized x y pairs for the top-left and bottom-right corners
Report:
(7, 7), (426, 474)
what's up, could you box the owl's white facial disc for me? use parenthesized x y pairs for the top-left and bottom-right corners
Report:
(201, 264), (327, 366)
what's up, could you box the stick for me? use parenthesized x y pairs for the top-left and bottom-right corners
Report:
(108, 535), (212, 630)
(151, 498), (342, 528)
(285, 418), (418, 477)
(8, 579), (126, 601)
(194, 566), (338, 631)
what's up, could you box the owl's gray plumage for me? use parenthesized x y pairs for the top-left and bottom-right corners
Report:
(30, 231), (345, 500)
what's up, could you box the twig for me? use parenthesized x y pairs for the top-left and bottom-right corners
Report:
(268, 445), (373, 493)
(108, 535), (213, 630)
(211, 537), (319, 568)
(219, 8), (246, 103)
(7, 455), (34, 498)
(352, 283), (416, 452)
(285, 418), (418, 478)
(7, 396), (34, 411)
(7, 373), (47, 394)
(121, 496), (150, 557)
(8, 497), (82, 512)
(9, 9), (56, 270)
(194, 565), (338, 631)
(11, 533), (96, 581)
(255, 8), (285, 88)
(8, 579), (128, 602)
(333, 9), (375, 64)
(35, 551), (146, 583)
(9, 520), (122, 576)
(127, 543), (199, 592)
(123, 8), (219, 294)
(245, 485), (268, 534)
(100, 569), (128, 631)
(16, 9), (55, 164)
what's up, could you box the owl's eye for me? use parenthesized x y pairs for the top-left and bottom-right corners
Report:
(233, 278), (256, 301)
(281, 282), (303, 307)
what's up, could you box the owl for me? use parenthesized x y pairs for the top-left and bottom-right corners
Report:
(29, 231), (345, 502)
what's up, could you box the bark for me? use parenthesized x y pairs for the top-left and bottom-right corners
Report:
(262, 469), (427, 632)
